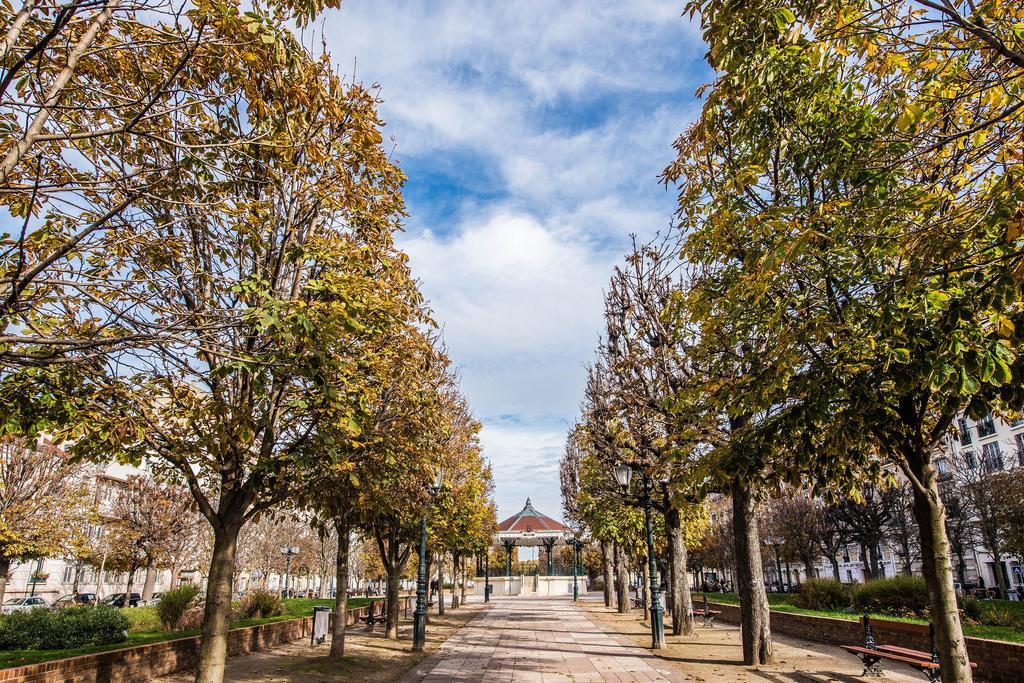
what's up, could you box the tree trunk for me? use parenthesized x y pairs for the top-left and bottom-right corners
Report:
(451, 552), (459, 608)
(829, 555), (840, 581)
(0, 557), (9, 603)
(907, 459), (973, 683)
(731, 477), (773, 665)
(436, 555), (445, 616)
(72, 562), (82, 594)
(125, 564), (138, 602)
(385, 563), (402, 640)
(141, 558), (158, 602)
(991, 549), (1009, 598)
(194, 518), (242, 683)
(954, 552), (966, 586)
(460, 555), (466, 606)
(600, 540), (613, 608)
(868, 544), (880, 579)
(667, 505), (694, 636)
(614, 541), (630, 614)
(96, 552), (107, 598)
(330, 521), (350, 659)
(374, 525), (411, 640)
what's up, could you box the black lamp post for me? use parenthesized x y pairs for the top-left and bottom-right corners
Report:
(483, 547), (491, 603)
(413, 468), (444, 652)
(766, 536), (784, 592)
(569, 537), (585, 602)
(279, 545), (299, 598)
(613, 463), (665, 649)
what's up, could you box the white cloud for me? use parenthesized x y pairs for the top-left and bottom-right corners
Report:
(320, 1), (707, 520)
(479, 423), (569, 522)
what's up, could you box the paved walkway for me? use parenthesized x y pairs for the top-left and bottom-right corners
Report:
(403, 596), (688, 682)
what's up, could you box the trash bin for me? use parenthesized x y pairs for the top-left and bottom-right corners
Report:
(311, 606), (331, 646)
(485, 584), (493, 599)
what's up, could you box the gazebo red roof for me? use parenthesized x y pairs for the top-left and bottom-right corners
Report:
(497, 498), (569, 534)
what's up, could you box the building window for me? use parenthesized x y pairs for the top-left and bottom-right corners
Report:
(62, 565), (75, 583)
(1016, 433), (1024, 466)
(843, 547), (850, 563)
(964, 449), (977, 469)
(978, 414), (997, 438)
(937, 458), (950, 475)
(982, 442), (1004, 473)
(959, 418), (972, 444)
(1012, 417), (1024, 427)
(846, 570), (854, 582)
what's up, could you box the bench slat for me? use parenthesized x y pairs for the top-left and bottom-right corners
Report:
(841, 646), (939, 669)
(871, 644), (976, 669)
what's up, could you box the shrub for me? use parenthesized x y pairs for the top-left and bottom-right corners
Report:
(792, 578), (850, 611)
(978, 606), (1024, 630)
(175, 605), (206, 631)
(0, 606), (129, 650)
(156, 584), (201, 631)
(124, 605), (161, 633)
(852, 576), (929, 617)
(239, 589), (284, 619)
(959, 595), (982, 623)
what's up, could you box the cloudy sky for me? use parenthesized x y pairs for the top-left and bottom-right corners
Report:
(321, 2), (710, 523)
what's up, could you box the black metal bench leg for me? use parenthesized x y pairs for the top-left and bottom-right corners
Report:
(860, 654), (884, 677)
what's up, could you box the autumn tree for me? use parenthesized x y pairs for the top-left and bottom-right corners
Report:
(833, 484), (902, 581)
(54, 23), (412, 682)
(0, 0), (341, 367)
(765, 492), (821, 582)
(666, 3), (1024, 678)
(428, 392), (496, 611)
(0, 438), (93, 601)
(106, 475), (203, 601)
(947, 447), (1014, 595)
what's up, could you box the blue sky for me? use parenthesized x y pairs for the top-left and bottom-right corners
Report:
(321, 1), (710, 522)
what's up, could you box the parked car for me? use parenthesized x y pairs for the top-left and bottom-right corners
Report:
(53, 593), (98, 608)
(101, 592), (141, 608)
(1, 596), (49, 613)
(147, 592), (164, 606)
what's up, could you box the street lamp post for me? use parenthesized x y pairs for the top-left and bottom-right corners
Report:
(279, 545), (299, 598)
(766, 536), (784, 592)
(613, 464), (665, 649)
(413, 468), (444, 652)
(570, 537), (585, 602)
(484, 548), (491, 603)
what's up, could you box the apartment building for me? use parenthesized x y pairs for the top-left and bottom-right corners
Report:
(4, 457), (189, 602)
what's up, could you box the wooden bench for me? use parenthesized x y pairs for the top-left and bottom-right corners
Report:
(357, 600), (388, 630)
(687, 608), (721, 628)
(841, 616), (975, 681)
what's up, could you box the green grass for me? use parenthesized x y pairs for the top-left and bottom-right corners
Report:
(123, 605), (161, 633)
(695, 592), (1024, 644)
(0, 596), (383, 669)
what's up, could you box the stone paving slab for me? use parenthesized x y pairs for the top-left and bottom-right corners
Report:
(402, 596), (689, 682)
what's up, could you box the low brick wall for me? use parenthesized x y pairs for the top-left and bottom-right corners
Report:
(708, 601), (1022, 683)
(1, 595), (413, 683)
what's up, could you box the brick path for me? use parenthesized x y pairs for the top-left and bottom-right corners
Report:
(402, 596), (689, 682)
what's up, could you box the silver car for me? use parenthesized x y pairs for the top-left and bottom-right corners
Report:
(1, 596), (49, 613)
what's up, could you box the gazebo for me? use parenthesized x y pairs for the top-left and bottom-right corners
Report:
(489, 498), (574, 596)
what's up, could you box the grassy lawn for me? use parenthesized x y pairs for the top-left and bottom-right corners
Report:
(0, 596), (382, 669)
(694, 592), (1024, 644)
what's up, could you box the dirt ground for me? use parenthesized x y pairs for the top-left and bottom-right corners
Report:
(156, 602), (488, 683)
(584, 601), (928, 683)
